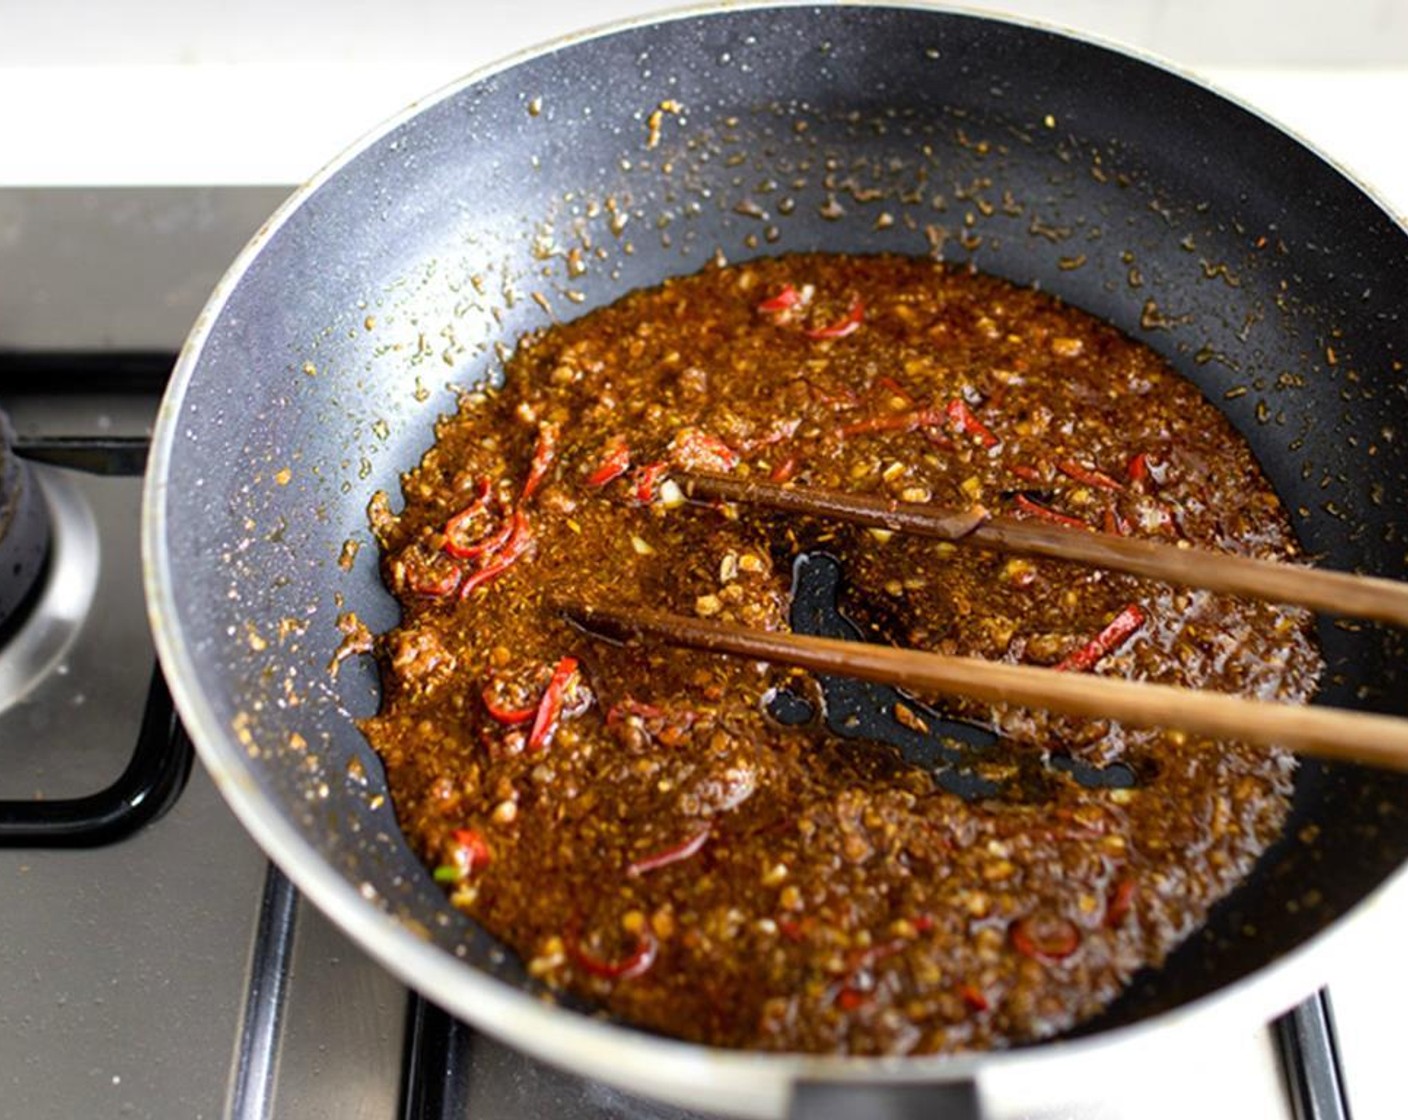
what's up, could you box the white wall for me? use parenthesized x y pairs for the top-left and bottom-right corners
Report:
(0, 0), (1403, 67)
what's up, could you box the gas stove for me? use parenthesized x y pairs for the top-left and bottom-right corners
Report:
(2, 37), (1406, 1120)
(0, 202), (1378, 1120)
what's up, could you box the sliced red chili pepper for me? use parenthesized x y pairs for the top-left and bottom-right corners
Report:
(406, 562), (463, 598)
(1102, 507), (1130, 537)
(804, 297), (864, 340)
(521, 422), (559, 501)
(568, 928), (658, 980)
(839, 407), (945, 439)
(769, 455), (799, 484)
(756, 284), (801, 313)
(435, 827), (493, 882)
(1055, 603), (1146, 672)
(604, 697), (668, 726)
(631, 461), (669, 504)
(958, 983), (989, 1013)
(669, 428), (739, 473)
(1009, 463), (1046, 484)
(585, 435), (631, 486)
(458, 509), (533, 598)
(1126, 452), (1150, 484)
(1057, 458), (1123, 491)
(801, 379), (861, 409)
(1105, 878), (1137, 928)
(776, 917), (808, 943)
(835, 987), (868, 1013)
(443, 479), (500, 559)
(1011, 913), (1081, 961)
(839, 413), (917, 438)
(452, 506), (515, 561)
(846, 937), (908, 972)
(527, 655), (578, 753)
(873, 375), (916, 406)
(481, 684), (538, 726)
(1013, 494), (1091, 531)
(627, 827), (711, 877)
(945, 398), (1000, 449)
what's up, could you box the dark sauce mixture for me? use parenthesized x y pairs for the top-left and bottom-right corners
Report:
(362, 253), (1321, 1055)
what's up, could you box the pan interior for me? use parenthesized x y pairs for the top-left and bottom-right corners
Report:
(151, 3), (1408, 1064)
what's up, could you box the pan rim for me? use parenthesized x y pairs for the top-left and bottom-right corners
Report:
(141, 2), (1408, 1113)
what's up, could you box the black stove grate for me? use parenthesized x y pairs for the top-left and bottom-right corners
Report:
(0, 663), (193, 846)
(0, 412), (193, 848)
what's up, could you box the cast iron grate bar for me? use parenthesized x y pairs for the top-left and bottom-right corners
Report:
(0, 349), (175, 393)
(12, 434), (150, 476)
(394, 987), (1350, 1118)
(400, 993), (476, 1120)
(0, 663), (193, 846)
(228, 863), (301, 1120)
(0, 420), (194, 847)
(1278, 989), (1351, 1120)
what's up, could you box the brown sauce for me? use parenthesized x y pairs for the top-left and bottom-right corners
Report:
(362, 253), (1320, 1054)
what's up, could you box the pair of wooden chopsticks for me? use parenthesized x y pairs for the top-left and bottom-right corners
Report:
(559, 471), (1408, 772)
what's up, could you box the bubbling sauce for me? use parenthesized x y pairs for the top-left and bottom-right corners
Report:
(363, 254), (1319, 1054)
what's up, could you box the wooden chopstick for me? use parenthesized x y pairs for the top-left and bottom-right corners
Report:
(561, 601), (1408, 772)
(677, 471), (1408, 629)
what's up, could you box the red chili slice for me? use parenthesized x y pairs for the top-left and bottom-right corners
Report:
(776, 917), (809, 943)
(458, 509), (533, 598)
(481, 684), (538, 726)
(757, 284), (802, 313)
(1055, 603), (1146, 673)
(804, 297), (864, 340)
(568, 928), (658, 980)
(768, 455), (799, 484)
(873, 375), (916, 406)
(434, 827), (493, 882)
(1102, 507), (1130, 537)
(839, 407), (946, 439)
(1057, 458), (1124, 491)
(631, 461), (669, 504)
(405, 559), (463, 598)
(958, 983), (989, 1013)
(626, 828), (711, 877)
(443, 479), (501, 559)
(1105, 878), (1137, 928)
(521, 422), (559, 501)
(835, 987), (868, 1012)
(527, 655), (579, 752)
(1009, 463), (1046, 484)
(604, 697), (667, 726)
(944, 397), (1000, 448)
(1011, 913), (1081, 961)
(668, 428), (739, 474)
(585, 436), (631, 486)
(1126, 452), (1151, 484)
(1013, 494), (1091, 531)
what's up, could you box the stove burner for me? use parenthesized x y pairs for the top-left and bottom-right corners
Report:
(0, 466), (99, 711)
(0, 425), (51, 635)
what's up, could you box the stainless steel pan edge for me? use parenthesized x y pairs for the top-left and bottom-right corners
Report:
(142, 3), (1408, 1115)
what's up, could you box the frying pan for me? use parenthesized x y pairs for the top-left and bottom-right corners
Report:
(143, 4), (1408, 1115)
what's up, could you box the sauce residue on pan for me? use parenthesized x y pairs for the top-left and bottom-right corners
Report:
(361, 253), (1320, 1054)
